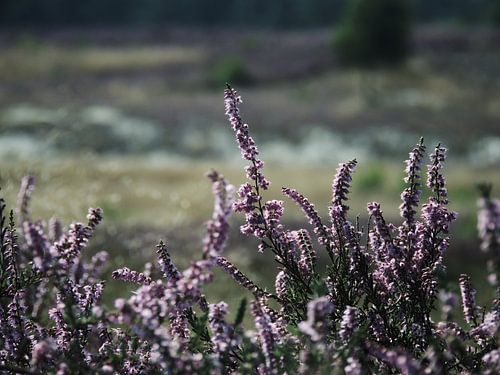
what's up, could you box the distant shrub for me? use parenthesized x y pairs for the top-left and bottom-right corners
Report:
(333, 0), (412, 67)
(0, 87), (499, 374)
(489, 0), (500, 25)
(208, 58), (253, 87)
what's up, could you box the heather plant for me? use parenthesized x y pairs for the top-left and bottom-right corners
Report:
(0, 86), (499, 374)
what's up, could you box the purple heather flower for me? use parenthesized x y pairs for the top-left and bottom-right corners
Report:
(367, 342), (422, 375)
(16, 175), (35, 222)
(282, 187), (331, 246)
(330, 159), (357, 221)
(56, 363), (70, 375)
(208, 302), (232, 358)
(86, 207), (103, 230)
(203, 170), (234, 260)
(31, 338), (58, 367)
(216, 256), (270, 298)
(469, 304), (499, 339)
(156, 241), (181, 285)
(434, 321), (467, 340)
(477, 194), (499, 252)
(345, 356), (363, 375)
(400, 139), (426, 229)
(298, 296), (334, 342)
(294, 229), (316, 280)
(421, 199), (457, 235)
(459, 274), (477, 325)
(339, 306), (359, 344)
(174, 260), (213, 309)
(251, 300), (278, 374)
(22, 220), (51, 271)
(482, 349), (500, 372)
(224, 85), (269, 190)
(169, 310), (190, 345)
(112, 267), (152, 285)
(48, 216), (63, 243)
(274, 270), (289, 300)
(427, 144), (448, 204)
(48, 297), (71, 351)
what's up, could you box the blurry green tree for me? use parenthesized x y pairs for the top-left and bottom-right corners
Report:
(333, 0), (413, 67)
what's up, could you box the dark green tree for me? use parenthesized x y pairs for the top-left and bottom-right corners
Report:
(333, 0), (413, 67)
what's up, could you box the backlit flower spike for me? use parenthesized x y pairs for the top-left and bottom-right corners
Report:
(427, 144), (448, 204)
(294, 229), (316, 280)
(16, 175), (35, 222)
(48, 216), (63, 243)
(156, 241), (181, 285)
(282, 187), (331, 246)
(339, 306), (359, 344)
(216, 256), (271, 298)
(367, 342), (422, 375)
(112, 267), (152, 285)
(251, 300), (278, 374)
(208, 302), (232, 361)
(298, 296), (335, 343)
(330, 159), (357, 221)
(224, 84), (269, 190)
(400, 138), (426, 230)
(459, 274), (478, 325)
(203, 170), (234, 260)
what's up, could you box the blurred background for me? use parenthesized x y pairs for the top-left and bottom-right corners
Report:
(0, 0), (499, 310)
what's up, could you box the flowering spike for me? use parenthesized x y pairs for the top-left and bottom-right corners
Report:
(427, 144), (448, 204)
(251, 300), (278, 374)
(112, 267), (152, 285)
(459, 274), (477, 325)
(216, 256), (270, 298)
(16, 175), (35, 222)
(156, 241), (181, 284)
(400, 139), (426, 229)
(330, 159), (357, 221)
(294, 229), (316, 280)
(203, 170), (234, 260)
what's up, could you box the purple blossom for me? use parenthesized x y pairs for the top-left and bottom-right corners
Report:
(482, 349), (500, 372)
(48, 216), (63, 243)
(367, 342), (422, 375)
(400, 139), (426, 229)
(477, 192), (499, 253)
(156, 241), (181, 285)
(112, 267), (152, 285)
(274, 270), (289, 300)
(339, 306), (359, 343)
(345, 356), (363, 375)
(330, 159), (357, 221)
(16, 175), (35, 222)
(459, 274), (477, 325)
(208, 302), (232, 358)
(282, 187), (331, 245)
(203, 170), (234, 260)
(216, 256), (270, 298)
(251, 300), (278, 374)
(427, 144), (448, 204)
(294, 229), (316, 280)
(298, 296), (334, 342)
(31, 338), (57, 367)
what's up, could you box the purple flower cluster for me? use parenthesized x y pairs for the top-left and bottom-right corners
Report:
(0, 87), (499, 374)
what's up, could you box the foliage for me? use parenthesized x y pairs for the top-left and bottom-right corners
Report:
(0, 87), (499, 374)
(333, 0), (412, 67)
